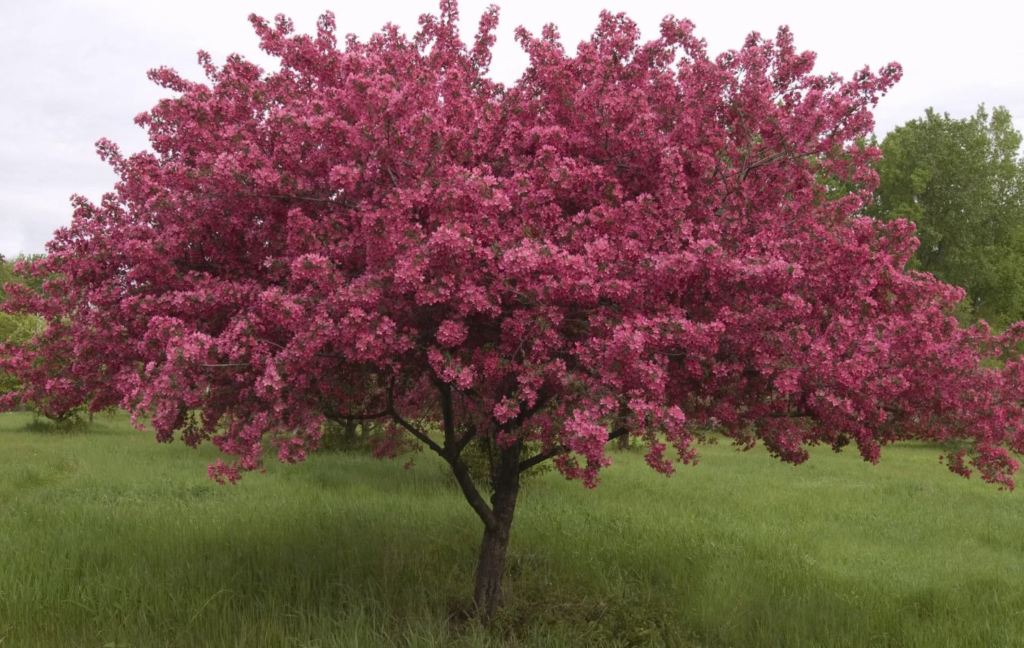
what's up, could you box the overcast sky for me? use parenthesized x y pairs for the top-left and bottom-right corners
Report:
(3, 0), (1023, 258)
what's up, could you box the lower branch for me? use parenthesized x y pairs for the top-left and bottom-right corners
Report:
(518, 426), (629, 474)
(450, 455), (497, 529)
(437, 384), (496, 529)
(388, 407), (445, 456)
(323, 407), (390, 423)
(453, 425), (479, 457)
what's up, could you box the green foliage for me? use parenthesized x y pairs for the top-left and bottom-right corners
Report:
(0, 253), (47, 296)
(0, 313), (42, 396)
(0, 311), (41, 343)
(869, 105), (1024, 328)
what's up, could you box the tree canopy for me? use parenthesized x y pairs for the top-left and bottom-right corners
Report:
(869, 106), (1024, 327)
(4, 1), (1024, 620)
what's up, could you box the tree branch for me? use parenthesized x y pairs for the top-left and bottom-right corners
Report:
(439, 382), (457, 449)
(454, 424), (479, 456)
(499, 391), (553, 431)
(518, 426), (629, 474)
(385, 381), (443, 455)
(389, 407), (445, 456)
(189, 190), (358, 209)
(607, 427), (630, 443)
(437, 382), (496, 528)
(323, 407), (390, 422)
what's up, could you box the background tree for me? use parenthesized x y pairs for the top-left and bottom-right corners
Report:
(0, 255), (45, 400)
(5, 2), (1024, 622)
(1, 253), (112, 422)
(868, 106), (1024, 327)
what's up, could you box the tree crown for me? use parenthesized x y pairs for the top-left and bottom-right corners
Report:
(5, 1), (1024, 489)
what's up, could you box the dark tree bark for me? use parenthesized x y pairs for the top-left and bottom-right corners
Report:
(472, 441), (521, 621)
(418, 386), (632, 623)
(431, 382), (524, 623)
(615, 401), (630, 450)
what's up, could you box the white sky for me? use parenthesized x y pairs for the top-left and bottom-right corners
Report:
(3, 0), (1023, 258)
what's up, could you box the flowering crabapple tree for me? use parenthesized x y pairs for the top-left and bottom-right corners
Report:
(6, 1), (1024, 620)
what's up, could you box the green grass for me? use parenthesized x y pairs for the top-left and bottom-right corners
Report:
(2, 412), (1024, 647)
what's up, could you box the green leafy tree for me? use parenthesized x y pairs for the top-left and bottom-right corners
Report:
(868, 106), (1024, 327)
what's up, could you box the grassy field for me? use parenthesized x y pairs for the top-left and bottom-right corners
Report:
(1, 412), (1024, 647)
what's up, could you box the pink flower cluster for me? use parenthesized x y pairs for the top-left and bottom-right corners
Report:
(3, 1), (1024, 489)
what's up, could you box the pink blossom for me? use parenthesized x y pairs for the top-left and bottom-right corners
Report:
(437, 320), (468, 347)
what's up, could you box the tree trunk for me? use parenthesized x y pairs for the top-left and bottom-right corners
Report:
(471, 443), (522, 622)
(435, 383), (525, 624)
(473, 515), (514, 620)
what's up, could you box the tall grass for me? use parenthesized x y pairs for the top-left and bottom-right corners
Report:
(1, 411), (1023, 647)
